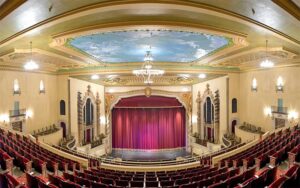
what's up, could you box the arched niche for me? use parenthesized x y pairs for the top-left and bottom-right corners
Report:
(196, 84), (220, 144)
(77, 85), (101, 146)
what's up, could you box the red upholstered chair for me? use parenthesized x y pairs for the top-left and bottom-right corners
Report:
(101, 177), (114, 185)
(243, 166), (256, 181)
(26, 172), (39, 188)
(59, 180), (81, 188)
(158, 176), (170, 181)
(38, 181), (59, 188)
(48, 173), (65, 187)
(63, 172), (75, 182)
(227, 174), (244, 188)
(130, 181), (144, 187)
(115, 179), (129, 187)
(74, 176), (91, 187)
(145, 181), (159, 187)
(175, 178), (189, 185)
(207, 181), (227, 188)
(146, 176), (157, 181)
(91, 181), (107, 188)
(197, 178), (213, 188)
(160, 180), (174, 187)
(180, 182), (198, 188)
(268, 176), (288, 188)
(5, 173), (23, 188)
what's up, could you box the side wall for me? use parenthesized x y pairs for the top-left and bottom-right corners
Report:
(239, 66), (300, 131)
(0, 70), (58, 133)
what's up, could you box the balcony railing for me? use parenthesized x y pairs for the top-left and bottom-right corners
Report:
(271, 106), (288, 114)
(9, 109), (26, 117)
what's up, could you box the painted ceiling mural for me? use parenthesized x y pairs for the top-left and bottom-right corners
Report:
(67, 30), (232, 63)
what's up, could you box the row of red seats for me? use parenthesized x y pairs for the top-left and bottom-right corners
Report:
(220, 128), (299, 169)
(52, 145), (100, 167)
(0, 130), (81, 176)
(200, 142), (246, 165)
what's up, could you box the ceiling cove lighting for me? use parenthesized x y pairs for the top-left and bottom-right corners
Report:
(198, 73), (206, 79)
(24, 42), (39, 70)
(91, 74), (100, 80)
(260, 40), (274, 68)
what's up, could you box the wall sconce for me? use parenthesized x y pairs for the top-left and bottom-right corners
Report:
(251, 78), (257, 92)
(25, 109), (33, 119)
(39, 80), (45, 94)
(276, 76), (284, 92)
(0, 114), (9, 124)
(13, 79), (21, 95)
(288, 110), (298, 123)
(264, 107), (273, 118)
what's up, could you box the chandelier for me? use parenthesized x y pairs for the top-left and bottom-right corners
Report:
(260, 40), (274, 68)
(132, 47), (164, 84)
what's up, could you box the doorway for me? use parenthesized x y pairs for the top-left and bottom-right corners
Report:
(60, 122), (66, 138)
(231, 120), (237, 134)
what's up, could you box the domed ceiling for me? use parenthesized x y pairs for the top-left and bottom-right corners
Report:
(67, 30), (231, 63)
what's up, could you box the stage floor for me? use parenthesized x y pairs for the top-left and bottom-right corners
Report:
(110, 149), (191, 161)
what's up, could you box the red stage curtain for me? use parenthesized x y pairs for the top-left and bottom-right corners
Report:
(112, 107), (186, 150)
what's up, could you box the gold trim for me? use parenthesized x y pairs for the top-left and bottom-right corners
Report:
(113, 106), (183, 109)
(0, 0), (26, 20)
(272, 0), (300, 21)
(0, 0), (299, 48)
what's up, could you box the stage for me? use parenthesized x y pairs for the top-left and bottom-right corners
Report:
(109, 148), (191, 161)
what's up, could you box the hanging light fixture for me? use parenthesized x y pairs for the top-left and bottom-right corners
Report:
(132, 32), (164, 84)
(260, 40), (274, 68)
(24, 41), (39, 70)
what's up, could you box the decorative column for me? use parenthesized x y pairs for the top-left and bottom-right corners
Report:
(96, 92), (101, 137)
(214, 90), (220, 144)
(196, 91), (202, 139)
(77, 92), (83, 146)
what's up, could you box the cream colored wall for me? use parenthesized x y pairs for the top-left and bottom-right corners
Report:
(0, 70), (58, 134)
(192, 76), (228, 142)
(239, 66), (300, 131)
(69, 78), (105, 144)
(57, 75), (69, 132)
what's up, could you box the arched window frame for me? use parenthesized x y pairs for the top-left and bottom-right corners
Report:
(60, 100), (66, 115)
(232, 98), (237, 113)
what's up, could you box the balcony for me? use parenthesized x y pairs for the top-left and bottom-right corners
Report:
(271, 106), (288, 115)
(9, 109), (26, 118)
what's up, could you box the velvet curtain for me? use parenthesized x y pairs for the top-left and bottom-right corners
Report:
(112, 107), (186, 150)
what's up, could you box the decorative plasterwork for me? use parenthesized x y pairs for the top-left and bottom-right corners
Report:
(212, 47), (298, 70)
(0, 0), (26, 20)
(272, 0), (300, 21)
(0, 48), (84, 72)
(71, 73), (226, 86)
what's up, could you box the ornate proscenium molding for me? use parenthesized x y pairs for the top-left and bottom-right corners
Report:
(196, 91), (202, 137)
(105, 94), (115, 135)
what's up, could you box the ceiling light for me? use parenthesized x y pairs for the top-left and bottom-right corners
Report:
(260, 40), (274, 68)
(260, 59), (274, 68)
(24, 41), (39, 71)
(132, 33), (164, 85)
(198, 73), (206, 79)
(91, 74), (100, 80)
(24, 60), (39, 70)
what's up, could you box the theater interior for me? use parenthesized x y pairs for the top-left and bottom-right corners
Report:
(0, 0), (300, 187)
